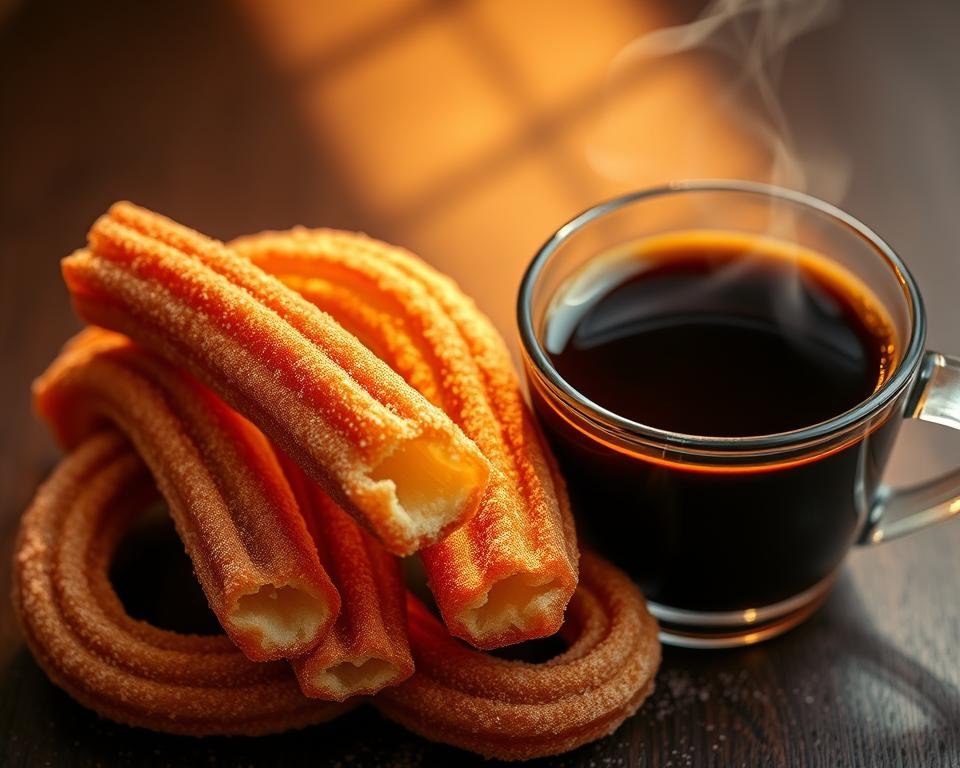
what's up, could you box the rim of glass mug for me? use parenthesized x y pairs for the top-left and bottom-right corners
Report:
(517, 180), (927, 461)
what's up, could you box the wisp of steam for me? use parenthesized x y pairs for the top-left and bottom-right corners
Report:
(555, 1), (858, 364)
(588, 0), (849, 200)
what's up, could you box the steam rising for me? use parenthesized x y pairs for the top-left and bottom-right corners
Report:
(589, 0), (848, 199)
(558, 1), (866, 373)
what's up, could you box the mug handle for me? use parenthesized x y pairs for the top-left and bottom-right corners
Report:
(861, 351), (960, 545)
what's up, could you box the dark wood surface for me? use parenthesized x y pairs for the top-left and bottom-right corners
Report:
(3, 1), (960, 766)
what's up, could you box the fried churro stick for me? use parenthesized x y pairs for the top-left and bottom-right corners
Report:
(282, 458), (414, 701)
(375, 552), (660, 760)
(231, 229), (578, 649)
(33, 329), (339, 661)
(61, 203), (490, 555)
(11, 433), (353, 736)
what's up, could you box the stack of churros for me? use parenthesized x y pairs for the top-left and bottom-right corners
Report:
(12, 203), (660, 760)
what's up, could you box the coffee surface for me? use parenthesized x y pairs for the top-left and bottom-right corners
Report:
(545, 234), (895, 436)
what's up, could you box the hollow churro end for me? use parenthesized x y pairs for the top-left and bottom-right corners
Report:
(455, 575), (569, 649)
(376, 553), (660, 761)
(282, 456), (415, 702)
(233, 228), (579, 647)
(229, 583), (335, 660)
(304, 656), (406, 702)
(366, 434), (490, 554)
(13, 435), (352, 736)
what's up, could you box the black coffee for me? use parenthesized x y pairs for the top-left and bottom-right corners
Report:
(546, 235), (894, 436)
(531, 233), (903, 612)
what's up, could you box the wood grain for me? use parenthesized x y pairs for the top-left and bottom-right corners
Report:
(3, 0), (960, 766)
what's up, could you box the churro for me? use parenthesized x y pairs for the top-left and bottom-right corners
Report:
(62, 203), (490, 555)
(33, 329), (339, 661)
(282, 458), (414, 701)
(375, 552), (660, 760)
(11, 433), (352, 736)
(12, 211), (664, 758)
(232, 229), (578, 648)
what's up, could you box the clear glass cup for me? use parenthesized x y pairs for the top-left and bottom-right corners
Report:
(518, 180), (960, 648)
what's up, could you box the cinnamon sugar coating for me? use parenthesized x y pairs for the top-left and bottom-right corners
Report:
(374, 552), (660, 760)
(282, 457), (414, 701)
(12, 213), (662, 757)
(231, 228), (579, 649)
(61, 203), (490, 555)
(33, 329), (339, 661)
(11, 433), (352, 736)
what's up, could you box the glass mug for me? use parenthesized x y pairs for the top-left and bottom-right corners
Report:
(518, 181), (960, 648)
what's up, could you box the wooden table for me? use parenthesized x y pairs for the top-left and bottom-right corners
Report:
(2, 0), (959, 766)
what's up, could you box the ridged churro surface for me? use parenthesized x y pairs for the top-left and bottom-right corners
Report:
(11, 433), (352, 736)
(12, 212), (661, 760)
(282, 458), (414, 701)
(375, 552), (659, 760)
(62, 204), (490, 555)
(33, 329), (339, 661)
(232, 228), (579, 648)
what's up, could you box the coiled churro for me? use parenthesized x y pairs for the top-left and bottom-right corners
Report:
(11, 433), (352, 736)
(12, 210), (661, 759)
(33, 329), (339, 662)
(375, 552), (660, 760)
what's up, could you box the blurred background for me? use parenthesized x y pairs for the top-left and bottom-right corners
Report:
(5, 0), (960, 515)
(3, 0), (960, 763)
(3, 0), (959, 355)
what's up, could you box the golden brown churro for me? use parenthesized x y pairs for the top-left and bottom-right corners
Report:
(62, 203), (490, 555)
(12, 210), (661, 759)
(375, 552), (660, 760)
(33, 329), (339, 661)
(281, 457), (414, 701)
(232, 229), (579, 649)
(11, 433), (352, 736)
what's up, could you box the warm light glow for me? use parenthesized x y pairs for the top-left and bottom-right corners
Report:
(235, 1), (774, 346)
(237, 0), (423, 72)
(301, 13), (516, 215)
(581, 55), (773, 188)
